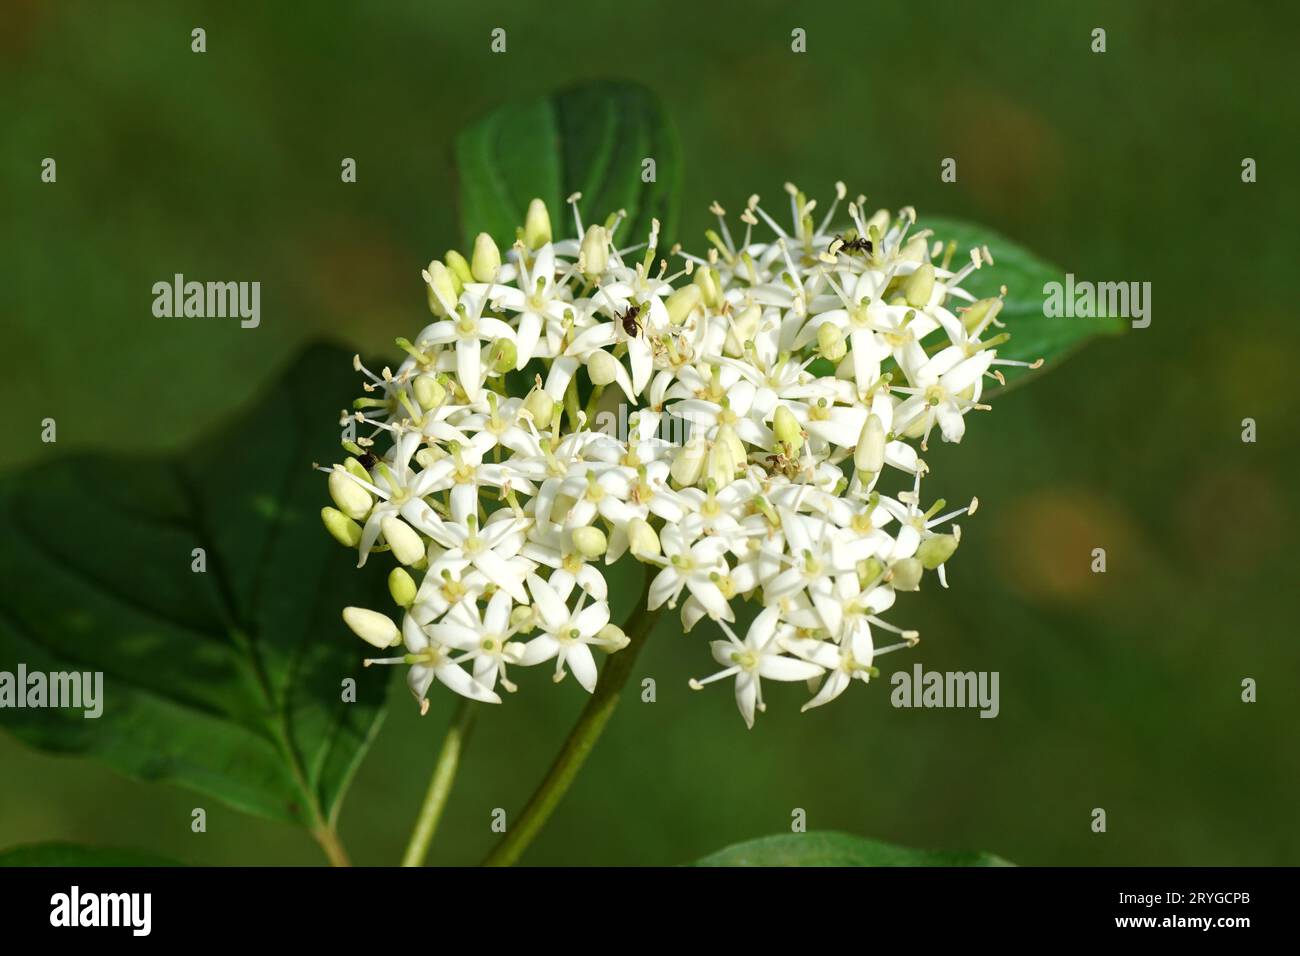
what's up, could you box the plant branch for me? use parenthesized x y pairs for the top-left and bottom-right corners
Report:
(401, 698), (477, 867)
(482, 565), (660, 866)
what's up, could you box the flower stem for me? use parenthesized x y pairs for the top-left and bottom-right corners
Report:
(401, 698), (476, 867)
(482, 566), (661, 866)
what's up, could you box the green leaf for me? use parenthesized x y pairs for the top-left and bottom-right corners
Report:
(925, 217), (1126, 387)
(0, 843), (184, 867)
(0, 345), (388, 836)
(455, 80), (682, 250)
(693, 831), (1013, 867)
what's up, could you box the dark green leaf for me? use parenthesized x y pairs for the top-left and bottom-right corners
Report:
(0, 843), (184, 867)
(693, 831), (1013, 867)
(0, 346), (388, 830)
(925, 217), (1126, 387)
(455, 80), (682, 250)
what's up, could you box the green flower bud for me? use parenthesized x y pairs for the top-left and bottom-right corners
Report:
(627, 517), (661, 559)
(817, 322), (847, 362)
(587, 349), (620, 387)
(572, 526), (608, 559)
(328, 467), (372, 520)
(595, 623), (630, 651)
(489, 338), (517, 374)
(666, 284), (703, 325)
(580, 225), (609, 277)
(381, 516), (425, 566)
(890, 557), (924, 592)
(773, 405), (803, 454)
(471, 232), (501, 282)
(523, 386), (553, 428)
(694, 266), (723, 308)
(342, 606), (401, 649)
(962, 296), (1003, 333)
(524, 198), (552, 249)
(854, 414), (886, 474)
(321, 507), (362, 547)
(413, 373), (445, 410)
(903, 263), (935, 308)
(917, 533), (959, 570)
(424, 260), (458, 317)
(670, 436), (708, 487)
(444, 249), (473, 285)
(388, 567), (418, 607)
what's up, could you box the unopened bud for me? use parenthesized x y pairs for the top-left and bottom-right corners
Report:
(903, 263), (935, 308)
(627, 517), (661, 558)
(817, 322), (847, 361)
(523, 386), (553, 428)
(670, 436), (708, 486)
(572, 526), (608, 558)
(595, 623), (630, 651)
(381, 516), (425, 566)
(329, 467), (372, 520)
(388, 567), (418, 607)
(694, 266), (723, 308)
(962, 296), (1003, 333)
(444, 249), (473, 285)
(321, 507), (362, 547)
(665, 284), (703, 325)
(890, 557), (924, 591)
(524, 198), (552, 249)
(773, 405), (803, 454)
(580, 225), (609, 277)
(917, 533), (959, 570)
(424, 261), (458, 316)
(854, 414), (886, 473)
(471, 232), (502, 282)
(342, 606), (401, 649)
(587, 349), (620, 387)
(413, 373), (445, 410)
(489, 338), (517, 374)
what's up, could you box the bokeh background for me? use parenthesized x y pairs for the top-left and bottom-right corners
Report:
(2, 0), (1297, 865)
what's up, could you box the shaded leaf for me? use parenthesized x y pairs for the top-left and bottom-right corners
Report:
(927, 217), (1126, 387)
(694, 831), (1013, 867)
(0, 346), (388, 831)
(0, 843), (183, 867)
(456, 80), (682, 250)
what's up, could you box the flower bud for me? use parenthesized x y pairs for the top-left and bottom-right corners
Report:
(572, 526), (608, 559)
(413, 373), (445, 410)
(444, 249), (473, 285)
(903, 263), (935, 308)
(694, 266), (723, 308)
(725, 303), (761, 356)
(523, 386), (553, 428)
(342, 606), (402, 649)
(858, 556), (885, 588)
(866, 208), (891, 240)
(900, 235), (928, 262)
(329, 467), (372, 520)
(381, 516), (425, 566)
(854, 414), (886, 474)
(817, 322), (847, 362)
(388, 567), (418, 607)
(962, 296), (1003, 333)
(627, 517), (661, 559)
(489, 338), (517, 374)
(890, 557), (924, 592)
(524, 198), (552, 249)
(595, 623), (630, 651)
(665, 284), (703, 325)
(321, 507), (362, 547)
(773, 405), (803, 454)
(707, 430), (740, 489)
(670, 436), (708, 487)
(580, 225), (609, 277)
(917, 533), (959, 570)
(587, 349), (620, 387)
(471, 232), (502, 282)
(424, 261), (458, 317)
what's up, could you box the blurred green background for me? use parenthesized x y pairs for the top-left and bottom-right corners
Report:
(2, 0), (1297, 865)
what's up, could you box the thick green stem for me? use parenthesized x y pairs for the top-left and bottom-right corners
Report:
(482, 566), (661, 866)
(401, 699), (476, 867)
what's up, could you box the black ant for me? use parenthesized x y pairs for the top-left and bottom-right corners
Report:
(831, 234), (873, 256)
(617, 303), (643, 338)
(355, 450), (378, 470)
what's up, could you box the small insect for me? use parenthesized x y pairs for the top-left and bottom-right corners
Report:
(832, 234), (873, 256)
(617, 304), (643, 338)
(356, 450), (379, 470)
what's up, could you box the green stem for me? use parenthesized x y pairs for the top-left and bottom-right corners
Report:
(482, 566), (661, 866)
(401, 699), (476, 867)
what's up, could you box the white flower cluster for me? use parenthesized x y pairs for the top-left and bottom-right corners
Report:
(320, 184), (1034, 727)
